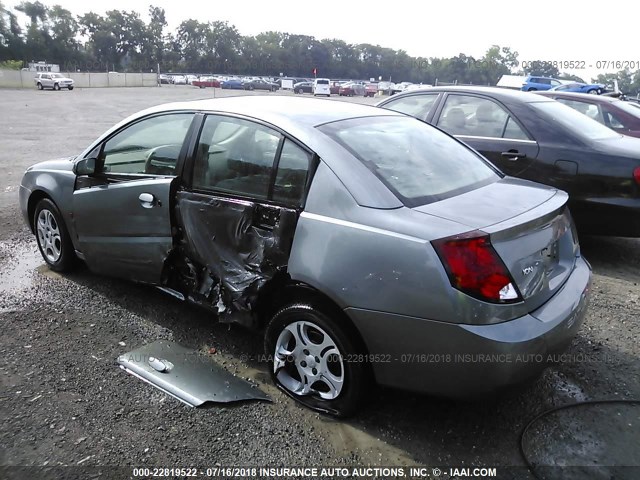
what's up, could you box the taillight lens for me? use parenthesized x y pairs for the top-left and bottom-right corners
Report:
(633, 167), (640, 185)
(432, 231), (522, 304)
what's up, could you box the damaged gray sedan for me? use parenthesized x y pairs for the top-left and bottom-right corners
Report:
(20, 96), (591, 417)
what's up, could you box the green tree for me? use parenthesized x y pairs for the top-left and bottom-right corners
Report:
(78, 12), (117, 70)
(593, 70), (633, 93)
(48, 5), (80, 67)
(15, 1), (50, 61)
(558, 73), (585, 83)
(146, 6), (167, 70)
(524, 60), (560, 78)
(479, 45), (520, 85)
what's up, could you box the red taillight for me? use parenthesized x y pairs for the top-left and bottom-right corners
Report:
(633, 167), (640, 185)
(432, 231), (522, 303)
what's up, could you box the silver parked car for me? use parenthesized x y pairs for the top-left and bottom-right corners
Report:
(19, 96), (591, 417)
(34, 72), (75, 91)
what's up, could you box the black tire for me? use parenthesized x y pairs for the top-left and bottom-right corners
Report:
(588, 88), (600, 95)
(37, 82), (43, 90)
(264, 303), (370, 417)
(527, 87), (537, 92)
(68, 86), (74, 91)
(33, 198), (76, 272)
(297, 88), (304, 94)
(53, 83), (61, 91)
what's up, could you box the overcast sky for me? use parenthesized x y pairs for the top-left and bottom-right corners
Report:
(6, 0), (640, 81)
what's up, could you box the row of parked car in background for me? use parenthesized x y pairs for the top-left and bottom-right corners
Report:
(157, 73), (439, 97)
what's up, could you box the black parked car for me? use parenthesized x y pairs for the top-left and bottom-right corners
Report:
(293, 81), (314, 94)
(378, 86), (640, 237)
(244, 78), (279, 92)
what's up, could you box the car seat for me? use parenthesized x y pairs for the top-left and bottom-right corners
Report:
(440, 107), (467, 134)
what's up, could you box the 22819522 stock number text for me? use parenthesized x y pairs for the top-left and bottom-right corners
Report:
(519, 60), (640, 70)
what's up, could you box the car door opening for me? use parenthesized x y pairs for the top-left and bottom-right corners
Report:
(166, 191), (298, 327)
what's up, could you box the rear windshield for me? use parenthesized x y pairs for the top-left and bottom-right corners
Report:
(614, 100), (640, 118)
(318, 116), (499, 207)
(316, 79), (329, 85)
(530, 101), (621, 140)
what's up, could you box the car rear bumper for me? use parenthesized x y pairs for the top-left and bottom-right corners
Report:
(571, 197), (640, 237)
(347, 255), (591, 397)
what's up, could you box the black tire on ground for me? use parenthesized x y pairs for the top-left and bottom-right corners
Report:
(33, 198), (76, 272)
(297, 88), (304, 94)
(528, 87), (537, 91)
(68, 86), (74, 91)
(264, 302), (371, 417)
(37, 83), (43, 90)
(53, 83), (60, 91)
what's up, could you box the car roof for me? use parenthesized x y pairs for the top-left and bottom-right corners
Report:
(385, 85), (555, 104)
(138, 95), (399, 128)
(79, 96), (407, 210)
(536, 91), (619, 103)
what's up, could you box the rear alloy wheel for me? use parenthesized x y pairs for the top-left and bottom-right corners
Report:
(588, 89), (600, 95)
(34, 198), (75, 272)
(265, 303), (369, 417)
(297, 88), (304, 94)
(37, 82), (43, 90)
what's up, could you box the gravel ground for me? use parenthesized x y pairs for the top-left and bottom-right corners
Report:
(0, 86), (638, 479)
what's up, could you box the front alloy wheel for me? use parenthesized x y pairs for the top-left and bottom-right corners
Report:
(265, 303), (370, 417)
(34, 198), (75, 272)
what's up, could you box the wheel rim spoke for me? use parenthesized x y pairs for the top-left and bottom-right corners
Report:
(273, 319), (345, 400)
(36, 209), (62, 263)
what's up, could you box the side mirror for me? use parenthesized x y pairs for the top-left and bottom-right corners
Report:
(75, 157), (97, 176)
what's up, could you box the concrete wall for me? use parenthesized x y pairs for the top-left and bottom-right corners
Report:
(0, 70), (159, 88)
(0, 70), (24, 88)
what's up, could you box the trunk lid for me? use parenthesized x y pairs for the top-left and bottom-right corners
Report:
(416, 177), (579, 311)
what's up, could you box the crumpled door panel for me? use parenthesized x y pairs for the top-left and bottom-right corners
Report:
(173, 191), (298, 326)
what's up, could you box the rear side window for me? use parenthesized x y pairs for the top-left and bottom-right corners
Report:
(192, 115), (281, 199)
(319, 116), (499, 207)
(192, 116), (311, 206)
(436, 94), (529, 140)
(272, 140), (312, 205)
